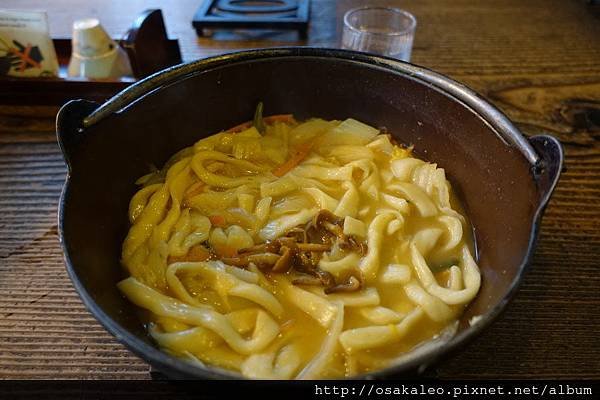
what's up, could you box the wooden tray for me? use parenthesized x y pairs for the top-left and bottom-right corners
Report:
(0, 9), (182, 106)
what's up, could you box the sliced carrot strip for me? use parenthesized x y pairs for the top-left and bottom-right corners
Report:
(209, 215), (227, 227)
(226, 120), (253, 133)
(263, 114), (296, 125)
(181, 181), (205, 208)
(168, 245), (211, 264)
(187, 245), (211, 261)
(213, 245), (238, 258)
(183, 181), (205, 199)
(226, 114), (295, 133)
(272, 139), (316, 177)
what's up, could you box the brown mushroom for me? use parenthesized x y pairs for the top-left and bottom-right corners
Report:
(220, 210), (367, 283)
(322, 221), (344, 238)
(248, 253), (280, 265)
(285, 227), (307, 243)
(296, 243), (331, 252)
(221, 252), (280, 268)
(325, 275), (362, 294)
(220, 256), (250, 267)
(314, 268), (336, 287)
(354, 238), (368, 256)
(292, 274), (323, 286)
(272, 246), (293, 272)
(276, 236), (298, 249)
(305, 223), (330, 245)
(340, 235), (368, 255)
(238, 241), (281, 255)
(297, 251), (318, 271)
(313, 209), (343, 227)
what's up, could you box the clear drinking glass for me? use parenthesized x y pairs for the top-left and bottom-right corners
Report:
(341, 6), (417, 61)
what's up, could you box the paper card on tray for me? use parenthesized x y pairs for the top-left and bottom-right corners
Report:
(0, 9), (59, 77)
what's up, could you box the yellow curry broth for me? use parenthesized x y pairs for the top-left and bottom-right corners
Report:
(120, 116), (480, 378)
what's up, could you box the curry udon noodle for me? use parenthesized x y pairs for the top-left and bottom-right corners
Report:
(119, 109), (481, 379)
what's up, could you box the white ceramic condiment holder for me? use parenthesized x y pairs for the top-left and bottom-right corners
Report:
(67, 18), (132, 79)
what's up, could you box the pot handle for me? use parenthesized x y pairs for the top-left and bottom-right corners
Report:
(528, 134), (564, 209)
(56, 99), (101, 170)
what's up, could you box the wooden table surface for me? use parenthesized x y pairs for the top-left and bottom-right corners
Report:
(1, 0), (599, 380)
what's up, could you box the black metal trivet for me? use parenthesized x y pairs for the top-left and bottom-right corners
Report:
(192, 0), (310, 38)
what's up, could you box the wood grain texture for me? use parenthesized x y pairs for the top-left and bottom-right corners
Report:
(0, 0), (599, 380)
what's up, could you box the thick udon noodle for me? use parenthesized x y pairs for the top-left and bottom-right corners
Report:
(119, 115), (481, 379)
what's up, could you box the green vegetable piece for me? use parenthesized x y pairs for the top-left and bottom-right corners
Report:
(429, 259), (459, 273)
(253, 101), (266, 134)
(138, 146), (194, 187)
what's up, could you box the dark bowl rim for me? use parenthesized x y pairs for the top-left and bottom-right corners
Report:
(57, 46), (562, 380)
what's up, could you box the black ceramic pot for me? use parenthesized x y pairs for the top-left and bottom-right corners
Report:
(56, 48), (562, 379)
